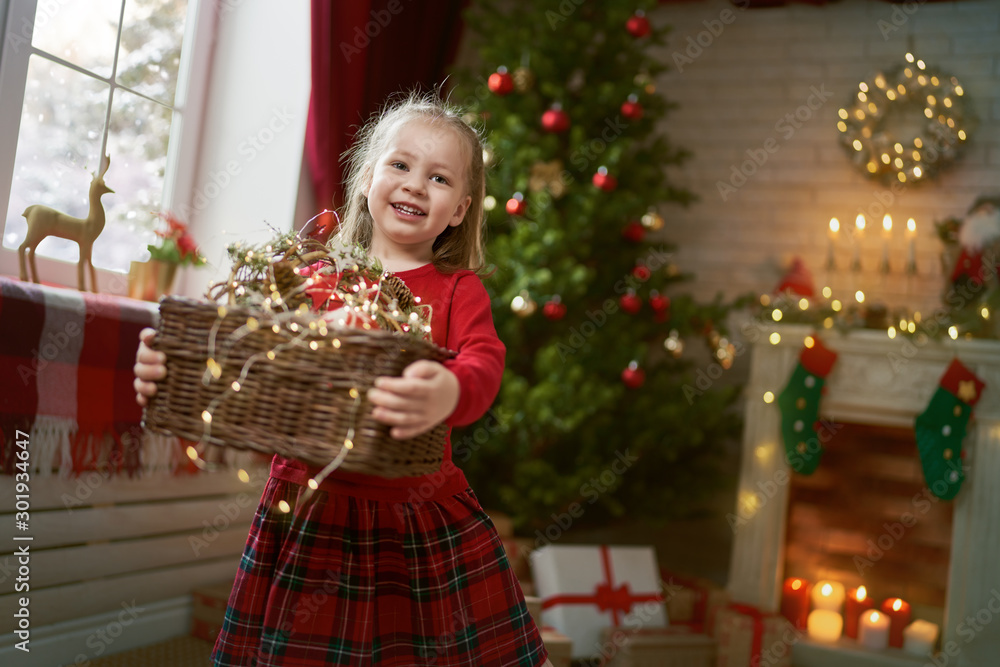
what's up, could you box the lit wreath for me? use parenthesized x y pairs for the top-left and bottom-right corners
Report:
(837, 53), (973, 186)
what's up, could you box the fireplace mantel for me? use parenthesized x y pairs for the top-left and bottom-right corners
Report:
(728, 324), (1000, 667)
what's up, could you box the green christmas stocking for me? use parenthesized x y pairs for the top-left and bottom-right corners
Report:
(914, 358), (985, 500)
(777, 336), (839, 475)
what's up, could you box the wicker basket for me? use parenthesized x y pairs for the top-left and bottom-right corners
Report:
(143, 296), (454, 478)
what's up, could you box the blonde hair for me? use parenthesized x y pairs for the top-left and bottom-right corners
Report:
(338, 91), (486, 274)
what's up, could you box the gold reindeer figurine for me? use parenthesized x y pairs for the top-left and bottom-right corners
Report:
(19, 154), (113, 292)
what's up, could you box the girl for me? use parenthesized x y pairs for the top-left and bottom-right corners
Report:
(134, 93), (552, 666)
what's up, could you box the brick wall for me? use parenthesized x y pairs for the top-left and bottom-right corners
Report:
(650, 0), (1000, 316)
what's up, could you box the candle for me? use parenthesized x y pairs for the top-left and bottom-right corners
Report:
(811, 580), (845, 612)
(852, 215), (865, 271)
(902, 619), (939, 655)
(906, 218), (917, 273)
(781, 577), (810, 629)
(858, 610), (890, 650)
(808, 609), (844, 643)
(881, 597), (912, 648)
(845, 586), (875, 639)
(880, 215), (892, 272)
(827, 218), (839, 270)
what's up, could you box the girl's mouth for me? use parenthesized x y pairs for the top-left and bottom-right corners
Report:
(392, 203), (426, 216)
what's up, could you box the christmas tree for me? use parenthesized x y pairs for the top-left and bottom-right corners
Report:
(453, 1), (748, 533)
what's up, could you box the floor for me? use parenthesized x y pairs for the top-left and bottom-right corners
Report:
(78, 635), (213, 667)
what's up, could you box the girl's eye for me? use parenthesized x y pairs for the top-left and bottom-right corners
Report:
(432, 175), (448, 185)
(390, 161), (407, 170)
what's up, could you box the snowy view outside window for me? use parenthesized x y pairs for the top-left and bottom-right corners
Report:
(3, 0), (189, 274)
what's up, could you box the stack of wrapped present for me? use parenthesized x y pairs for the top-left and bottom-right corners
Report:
(711, 602), (797, 667)
(660, 569), (730, 634)
(530, 544), (719, 667)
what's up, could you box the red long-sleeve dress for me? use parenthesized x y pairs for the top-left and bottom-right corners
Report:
(211, 263), (548, 666)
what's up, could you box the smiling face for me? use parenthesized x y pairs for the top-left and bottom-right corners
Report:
(365, 118), (472, 268)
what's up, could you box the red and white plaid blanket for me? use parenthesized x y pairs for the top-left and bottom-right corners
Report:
(0, 276), (189, 477)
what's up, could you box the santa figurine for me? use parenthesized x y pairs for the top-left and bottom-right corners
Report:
(774, 256), (815, 299)
(951, 197), (1000, 288)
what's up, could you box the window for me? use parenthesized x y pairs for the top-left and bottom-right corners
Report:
(0, 0), (213, 290)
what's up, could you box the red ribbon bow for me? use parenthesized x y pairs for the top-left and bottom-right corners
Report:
(541, 546), (663, 626)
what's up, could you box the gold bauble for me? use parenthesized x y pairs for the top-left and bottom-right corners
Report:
(513, 67), (535, 93)
(641, 210), (664, 231)
(511, 290), (537, 317)
(528, 160), (566, 198)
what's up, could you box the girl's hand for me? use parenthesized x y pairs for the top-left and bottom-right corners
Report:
(367, 360), (459, 440)
(133, 327), (166, 407)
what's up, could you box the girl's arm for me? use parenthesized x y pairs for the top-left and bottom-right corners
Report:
(368, 274), (505, 438)
(439, 273), (505, 426)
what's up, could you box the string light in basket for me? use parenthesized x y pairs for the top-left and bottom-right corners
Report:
(303, 386), (364, 500)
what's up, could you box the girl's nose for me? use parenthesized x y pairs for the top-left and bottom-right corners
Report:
(403, 174), (425, 195)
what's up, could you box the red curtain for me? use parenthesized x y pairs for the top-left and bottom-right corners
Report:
(306, 0), (467, 235)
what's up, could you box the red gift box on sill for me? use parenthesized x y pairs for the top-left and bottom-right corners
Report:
(531, 545), (667, 660)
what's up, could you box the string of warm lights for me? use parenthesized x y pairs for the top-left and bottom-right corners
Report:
(838, 53), (971, 186)
(762, 280), (994, 347)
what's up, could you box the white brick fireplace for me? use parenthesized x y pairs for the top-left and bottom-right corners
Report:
(728, 324), (1000, 667)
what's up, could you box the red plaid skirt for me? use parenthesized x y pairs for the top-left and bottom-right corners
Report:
(212, 478), (547, 666)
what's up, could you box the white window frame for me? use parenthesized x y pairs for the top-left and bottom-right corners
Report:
(0, 0), (216, 295)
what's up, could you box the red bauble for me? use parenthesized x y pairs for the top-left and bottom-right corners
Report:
(650, 292), (670, 323)
(632, 265), (651, 282)
(506, 193), (527, 216)
(622, 221), (645, 243)
(541, 106), (570, 133)
(620, 291), (642, 314)
(621, 99), (644, 121)
(626, 12), (651, 38)
(649, 293), (670, 312)
(543, 298), (567, 321)
(488, 68), (514, 96)
(622, 362), (645, 389)
(592, 168), (618, 192)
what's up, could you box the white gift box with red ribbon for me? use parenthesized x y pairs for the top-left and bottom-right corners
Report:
(531, 544), (668, 659)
